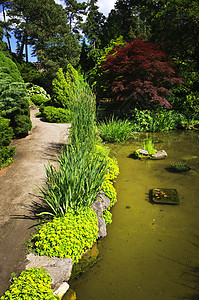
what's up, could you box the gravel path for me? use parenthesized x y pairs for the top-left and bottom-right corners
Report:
(0, 107), (71, 295)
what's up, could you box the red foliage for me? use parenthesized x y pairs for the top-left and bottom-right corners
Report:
(101, 38), (182, 108)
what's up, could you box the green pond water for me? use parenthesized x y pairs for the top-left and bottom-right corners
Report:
(69, 131), (199, 300)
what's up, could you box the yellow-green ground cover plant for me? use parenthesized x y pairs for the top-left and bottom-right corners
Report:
(33, 208), (98, 263)
(102, 209), (112, 225)
(0, 268), (59, 300)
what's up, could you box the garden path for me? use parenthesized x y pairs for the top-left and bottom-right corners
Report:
(0, 107), (71, 295)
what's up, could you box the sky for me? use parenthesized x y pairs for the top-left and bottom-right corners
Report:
(55, 0), (116, 17)
(0, 0), (116, 62)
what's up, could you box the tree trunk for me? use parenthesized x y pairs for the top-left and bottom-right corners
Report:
(2, 3), (12, 52)
(18, 35), (25, 60)
(25, 34), (28, 62)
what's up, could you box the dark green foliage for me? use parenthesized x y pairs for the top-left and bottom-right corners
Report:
(83, 0), (105, 49)
(64, 0), (88, 39)
(0, 51), (23, 82)
(17, 62), (43, 84)
(42, 106), (71, 123)
(0, 117), (13, 147)
(0, 116), (15, 168)
(131, 108), (188, 132)
(12, 114), (32, 137)
(0, 78), (32, 137)
(168, 59), (199, 120)
(0, 53), (32, 138)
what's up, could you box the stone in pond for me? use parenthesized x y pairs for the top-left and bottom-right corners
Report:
(139, 149), (149, 156)
(151, 150), (167, 159)
(150, 188), (180, 205)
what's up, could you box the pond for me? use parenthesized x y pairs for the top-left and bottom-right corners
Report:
(69, 131), (199, 300)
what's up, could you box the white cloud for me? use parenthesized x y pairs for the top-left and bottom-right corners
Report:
(54, 0), (66, 8)
(97, 0), (116, 17)
(55, 0), (116, 17)
(0, 11), (4, 22)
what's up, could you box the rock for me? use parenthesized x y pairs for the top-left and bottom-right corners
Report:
(91, 200), (107, 238)
(25, 253), (73, 288)
(54, 282), (69, 298)
(138, 149), (149, 156)
(91, 199), (103, 218)
(152, 150), (167, 159)
(96, 190), (110, 210)
(91, 192), (110, 238)
(97, 216), (107, 238)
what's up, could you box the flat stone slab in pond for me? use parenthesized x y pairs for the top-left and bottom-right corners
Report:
(150, 188), (180, 205)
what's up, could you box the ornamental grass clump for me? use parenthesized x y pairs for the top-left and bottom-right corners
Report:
(143, 136), (156, 155)
(0, 268), (59, 300)
(33, 208), (98, 263)
(98, 117), (133, 142)
(68, 80), (97, 150)
(37, 143), (108, 217)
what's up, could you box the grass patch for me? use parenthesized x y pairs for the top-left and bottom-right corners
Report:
(98, 117), (133, 142)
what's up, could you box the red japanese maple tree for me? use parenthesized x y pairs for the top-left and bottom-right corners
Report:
(101, 38), (182, 108)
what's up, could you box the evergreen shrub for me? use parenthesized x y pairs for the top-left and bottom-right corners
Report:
(0, 117), (15, 168)
(30, 94), (50, 107)
(0, 51), (23, 82)
(0, 63), (31, 138)
(42, 106), (71, 123)
(12, 114), (32, 137)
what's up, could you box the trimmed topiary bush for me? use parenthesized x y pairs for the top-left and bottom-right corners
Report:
(30, 94), (50, 107)
(0, 267), (59, 299)
(12, 114), (32, 138)
(0, 68), (32, 138)
(33, 208), (98, 263)
(42, 106), (71, 123)
(0, 116), (15, 168)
